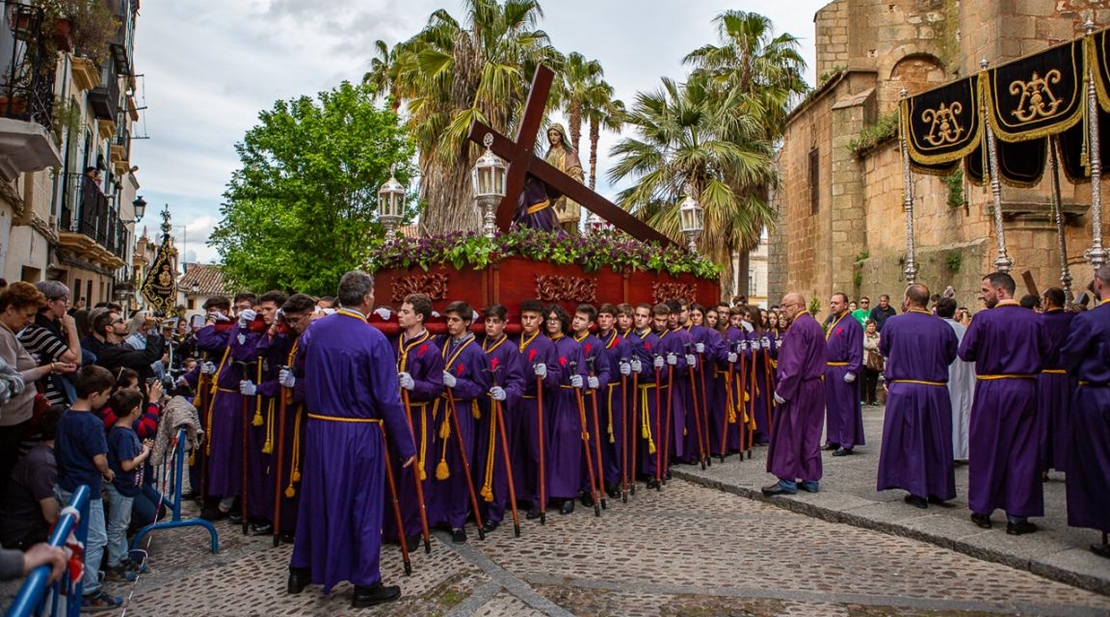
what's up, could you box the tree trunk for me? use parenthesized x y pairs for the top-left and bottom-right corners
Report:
(569, 99), (582, 155)
(588, 116), (599, 189)
(420, 154), (483, 234)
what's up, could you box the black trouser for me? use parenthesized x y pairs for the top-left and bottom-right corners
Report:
(861, 368), (880, 404)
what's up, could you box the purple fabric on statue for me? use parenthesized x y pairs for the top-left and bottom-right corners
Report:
(512, 175), (562, 234)
(876, 310), (958, 500)
(476, 334), (526, 524)
(574, 332), (611, 492)
(384, 331), (443, 540)
(1038, 309), (1074, 473)
(427, 336), (489, 530)
(824, 314), (864, 449)
(598, 329), (630, 484)
(958, 301), (1048, 518)
(766, 313), (826, 482)
(1060, 303), (1110, 533)
(546, 335), (586, 500)
(289, 310), (417, 593)
(515, 332), (562, 507)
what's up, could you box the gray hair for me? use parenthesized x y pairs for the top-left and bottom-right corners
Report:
(35, 280), (69, 301)
(1097, 265), (1110, 286)
(128, 310), (148, 335)
(337, 271), (374, 308)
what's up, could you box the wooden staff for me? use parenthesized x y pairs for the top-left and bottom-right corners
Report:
(698, 355), (712, 468)
(571, 380), (602, 517)
(747, 344), (758, 460)
(585, 358), (607, 510)
(763, 347), (775, 436)
(653, 358), (663, 490)
(400, 389), (432, 553)
(272, 379), (288, 548)
(663, 361), (675, 482)
(629, 368), (639, 496)
(685, 344), (707, 470)
(236, 360), (254, 535)
(379, 427), (412, 575)
(534, 370), (547, 525)
(720, 341), (737, 463)
(620, 363), (629, 502)
(492, 398), (521, 537)
(444, 387), (486, 539)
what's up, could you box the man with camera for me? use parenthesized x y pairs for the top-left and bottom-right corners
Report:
(87, 310), (165, 386)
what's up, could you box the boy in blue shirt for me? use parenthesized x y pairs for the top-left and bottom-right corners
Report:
(104, 389), (149, 581)
(54, 365), (122, 611)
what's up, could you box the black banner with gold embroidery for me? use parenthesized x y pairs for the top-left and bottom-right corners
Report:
(983, 39), (1085, 141)
(1091, 28), (1110, 112)
(1057, 105), (1110, 183)
(903, 76), (982, 165)
(140, 233), (177, 315)
(964, 139), (1047, 187)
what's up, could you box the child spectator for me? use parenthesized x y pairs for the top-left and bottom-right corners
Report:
(0, 405), (63, 549)
(54, 365), (122, 611)
(104, 389), (149, 580)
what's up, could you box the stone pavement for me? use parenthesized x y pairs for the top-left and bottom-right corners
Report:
(673, 403), (1110, 597)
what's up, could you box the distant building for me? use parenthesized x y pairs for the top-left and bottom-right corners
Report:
(177, 263), (229, 320)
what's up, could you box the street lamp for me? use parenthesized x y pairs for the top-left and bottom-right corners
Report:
(378, 164), (405, 235)
(120, 196), (147, 225)
(472, 133), (507, 238)
(678, 184), (704, 253)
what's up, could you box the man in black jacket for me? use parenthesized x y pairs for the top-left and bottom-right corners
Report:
(84, 310), (165, 383)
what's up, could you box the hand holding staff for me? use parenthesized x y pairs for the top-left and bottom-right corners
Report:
(401, 389), (432, 553)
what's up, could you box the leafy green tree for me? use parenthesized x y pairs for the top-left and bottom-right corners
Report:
(209, 82), (414, 296)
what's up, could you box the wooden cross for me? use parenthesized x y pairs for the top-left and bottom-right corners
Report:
(465, 64), (674, 247)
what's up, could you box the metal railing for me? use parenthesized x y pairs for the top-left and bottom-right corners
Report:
(0, 2), (56, 131)
(5, 485), (90, 617)
(57, 172), (132, 261)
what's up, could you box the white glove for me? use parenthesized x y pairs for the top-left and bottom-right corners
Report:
(740, 340), (749, 351)
(727, 352), (737, 363)
(666, 353), (677, 366)
(751, 339), (761, 350)
(398, 372), (415, 391)
(373, 307), (392, 320)
(619, 361), (631, 376)
(776, 339), (783, 350)
(201, 361), (217, 375)
(570, 374), (584, 388)
(534, 363), (547, 380)
(278, 368), (296, 389)
(322, 308), (336, 315)
(238, 309), (257, 327)
(761, 337), (771, 349)
(695, 342), (705, 354)
(490, 386), (507, 401)
(844, 372), (857, 383)
(653, 356), (664, 369)
(773, 392), (786, 405)
(587, 375), (599, 389)
(209, 311), (230, 323)
(630, 358), (642, 373)
(443, 371), (457, 388)
(742, 322), (754, 333)
(239, 380), (257, 396)
(684, 354), (695, 368)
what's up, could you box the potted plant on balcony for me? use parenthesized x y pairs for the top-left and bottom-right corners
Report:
(31, 0), (118, 67)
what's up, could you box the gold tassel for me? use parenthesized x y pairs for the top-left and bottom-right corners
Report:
(262, 399), (274, 454)
(641, 389), (656, 454)
(417, 406), (428, 481)
(481, 405), (497, 502)
(286, 407), (303, 496)
(472, 400), (481, 420)
(435, 436), (450, 480)
(436, 405), (451, 480)
(252, 408), (263, 427)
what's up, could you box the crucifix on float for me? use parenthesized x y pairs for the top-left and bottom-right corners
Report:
(465, 64), (674, 247)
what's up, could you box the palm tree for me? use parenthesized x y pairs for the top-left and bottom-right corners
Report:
(556, 52), (603, 154)
(362, 40), (401, 113)
(580, 78), (624, 190)
(608, 77), (774, 294)
(387, 0), (562, 234)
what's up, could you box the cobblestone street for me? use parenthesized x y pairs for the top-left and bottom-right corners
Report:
(91, 474), (1110, 617)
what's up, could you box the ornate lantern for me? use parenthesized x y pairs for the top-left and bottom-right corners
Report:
(678, 184), (704, 253)
(472, 133), (507, 238)
(378, 164), (406, 234)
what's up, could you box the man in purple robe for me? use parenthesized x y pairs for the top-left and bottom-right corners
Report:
(1060, 265), (1110, 558)
(625, 304), (655, 484)
(388, 294), (443, 549)
(543, 304), (587, 514)
(663, 301), (694, 465)
(596, 304), (632, 497)
(571, 304), (612, 503)
(517, 300), (562, 520)
(959, 272), (1049, 535)
(286, 271), (416, 608)
(876, 284), (959, 508)
(763, 293), (827, 496)
(475, 304), (526, 534)
(1038, 287), (1073, 474)
(430, 301), (489, 542)
(824, 292), (864, 456)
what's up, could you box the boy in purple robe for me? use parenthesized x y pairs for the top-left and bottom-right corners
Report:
(386, 294), (444, 548)
(958, 272), (1049, 535)
(543, 304), (587, 514)
(287, 272), (416, 608)
(596, 304), (632, 496)
(476, 304), (526, 533)
(625, 304), (655, 484)
(824, 292), (864, 456)
(763, 294), (827, 496)
(876, 284), (959, 508)
(1059, 265), (1110, 558)
(517, 300), (562, 520)
(429, 301), (490, 542)
(571, 304), (612, 503)
(1038, 287), (1074, 474)
(663, 301), (694, 464)
(642, 304), (686, 484)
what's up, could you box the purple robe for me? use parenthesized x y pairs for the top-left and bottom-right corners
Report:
(205, 324), (262, 498)
(597, 329), (631, 485)
(1038, 309), (1074, 472)
(243, 329), (295, 523)
(876, 310), (959, 500)
(661, 327), (691, 462)
(428, 335), (489, 529)
(254, 331), (303, 534)
(385, 330), (443, 540)
(1060, 303), (1110, 533)
(289, 309), (416, 593)
(574, 332), (611, 492)
(514, 332), (562, 506)
(958, 301), (1049, 518)
(546, 335), (586, 500)
(766, 313), (827, 482)
(511, 175), (562, 234)
(709, 328), (743, 456)
(824, 314), (864, 449)
(475, 334), (526, 524)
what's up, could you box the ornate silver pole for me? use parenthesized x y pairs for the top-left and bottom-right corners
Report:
(1047, 138), (1074, 301)
(980, 59), (1014, 273)
(898, 88), (917, 284)
(1085, 20), (1108, 271)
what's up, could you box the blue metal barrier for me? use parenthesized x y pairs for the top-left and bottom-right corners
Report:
(5, 485), (90, 617)
(131, 428), (219, 554)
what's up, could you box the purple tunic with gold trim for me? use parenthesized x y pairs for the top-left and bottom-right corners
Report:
(475, 334), (526, 524)
(767, 313), (826, 482)
(824, 314), (864, 450)
(1038, 308), (1074, 472)
(514, 331), (562, 507)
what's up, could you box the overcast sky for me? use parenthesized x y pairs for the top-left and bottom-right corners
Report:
(129, 0), (828, 265)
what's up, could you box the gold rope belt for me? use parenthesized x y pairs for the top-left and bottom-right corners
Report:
(307, 414), (383, 424)
(215, 387), (238, 393)
(976, 374), (1036, 380)
(1041, 369), (1067, 375)
(1079, 381), (1110, 387)
(889, 379), (946, 387)
(827, 361), (849, 367)
(526, 199), (551, 214)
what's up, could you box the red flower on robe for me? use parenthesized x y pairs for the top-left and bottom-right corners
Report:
(559, 356), (567, 367)
(644, 342), (653, 351)
(584, 343), (592, 355)
(418, 344), (429, 357)
(528, 349), (537, 362)
(835, 328), (842, 336)
(490, 357), (500, 371)
(455, 363), (465, 376)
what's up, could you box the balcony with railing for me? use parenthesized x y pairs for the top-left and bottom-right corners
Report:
(110, 125), (129, 173)
(56, 171), (129, 268)
(0, 1), (61, 181)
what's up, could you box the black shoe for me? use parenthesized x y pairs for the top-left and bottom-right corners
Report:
(228, 511), (243, 524)
(823, 443), (840, 451)
(831, 447), (853, 457)
(250, 522), (274, 536)
(1006, 520), (1037, 536)
(1091, 543), (1110, 559)
(526, 508), (542, 520)
(927, 495), (947, 505)
(903, 494), (928, 509)
(761, 481), (796, 496)
(200, 507), (225, 521)
(451, 527), (467, 544)
(645, 478), (660, 489)
(605, 483), (620, 499)
(580, 492), (595, 507)
(280, 533), (295, 544)
(971, 513), (992, 529)
(559, 499), (575, 515)
(352, 582), (401, 608)
(481, 519), (500, 534)
(287, 568), (311, 594)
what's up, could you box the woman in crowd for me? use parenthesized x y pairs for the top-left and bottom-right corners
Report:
(861, 320), (882, 407)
